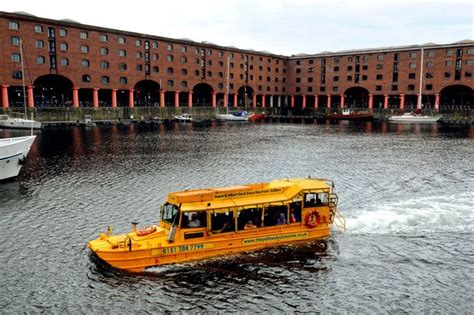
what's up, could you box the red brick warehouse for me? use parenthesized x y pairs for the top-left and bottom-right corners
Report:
(1, 11), (473, 111)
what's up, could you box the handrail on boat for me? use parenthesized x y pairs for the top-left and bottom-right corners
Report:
(329, 193), (346, 233)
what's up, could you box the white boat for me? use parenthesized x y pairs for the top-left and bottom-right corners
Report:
(388, 113), (442, 123)
(0, 114), (42, 129)
(0, 40), (42, 130)
(216, 111), (251, 121)
(173, 113), (193, 122)
(0, 135), (36, 181)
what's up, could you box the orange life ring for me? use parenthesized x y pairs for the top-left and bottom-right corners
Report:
(305, 210), (320, 228)
(136, 225), (157, 236)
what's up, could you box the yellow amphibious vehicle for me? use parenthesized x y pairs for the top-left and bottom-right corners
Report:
(88, 178), (346, 272)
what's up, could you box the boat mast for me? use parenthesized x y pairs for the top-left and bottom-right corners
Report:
(19, 38), (27, 118)
(417, 47), (424, 110)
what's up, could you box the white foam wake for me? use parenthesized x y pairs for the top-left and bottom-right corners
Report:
(345, 192), (474, 235)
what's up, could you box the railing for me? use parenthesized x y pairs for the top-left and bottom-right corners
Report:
(329, 193), (346, 233)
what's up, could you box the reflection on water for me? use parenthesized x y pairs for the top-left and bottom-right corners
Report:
(0, 121), (473, 313)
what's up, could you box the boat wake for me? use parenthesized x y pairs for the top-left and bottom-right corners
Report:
(345, 192), (474, 235)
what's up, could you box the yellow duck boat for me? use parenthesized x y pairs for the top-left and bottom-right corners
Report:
(88, 178), (346, 272)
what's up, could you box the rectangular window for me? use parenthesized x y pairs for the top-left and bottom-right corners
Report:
(60, 43), (68, 51)
(409, 63), (416, 68)
(100, 34), (108, 42)
(119, 49), (127, 57)
(35, 40), (44, 48)
(408, 73), (416, 79)
(59, 28), (67, 37)
(119, 37), (126, 44)
(427, 51), (435, 57)
(425, 84), (433, 90)
(11, 53), (21, 62)
(466, 59), (474, 65)
(468, 49), (474, 55)
(426, 61), (434, 67)
(101, 76), (110, 84)
(80, 31), (88, 39)
(119, 77), (127, 84)
(100, 47), (108, 55)
(376, 74), (383, 80)
(9, 21), (19, 30)
(81, 60), (90, 68)
(407, 84), (415, 91)
(445, 60), (453, 66)
(375, 85), (382, 91)
(136, 39), (141, 46)
(36, 56), (45, 64)
(167, 55), (173, 62)
(35, 25), (43, 33)
(446, 50), (453, 56)
(391, 85), (398, 91)
(81, 45), (89, 53)
(167, 80), (174, 87)
(410, 52), (417, 59)
(167, 44), (173, 51)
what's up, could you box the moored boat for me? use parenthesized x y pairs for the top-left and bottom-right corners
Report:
(388, 112), (442, 123)
(88, 177), (346, 272)
(325, 108), (373, 120)
(216, 111), (251, 121)
(0, 114), (42, 129)
(0, 135), (36, 181)
(248, 112), (266, 121)
(173, 113), (193, 122)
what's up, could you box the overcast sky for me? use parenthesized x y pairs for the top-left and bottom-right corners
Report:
(2, 0), (473, 55)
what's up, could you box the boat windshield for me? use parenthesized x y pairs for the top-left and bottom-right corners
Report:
(161, 203), (179, 225)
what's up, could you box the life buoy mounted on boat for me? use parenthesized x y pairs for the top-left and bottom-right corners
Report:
(304, 210), (320, 228)
(136, 225), (157, 237)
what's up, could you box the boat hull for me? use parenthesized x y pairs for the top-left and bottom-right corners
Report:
(388, 115), (442, 122)
(216, 114), (249, 121)
(88, 225), (330, 272)
(0, 119), (42, 129)
(0, 135), (36, 181)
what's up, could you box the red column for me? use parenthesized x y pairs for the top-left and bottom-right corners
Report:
(417, 94), (422, 110)
(27, 86), (34, 108)
(291, 95), (295, 108)
(160, 90), (165, 108)
(368, 94), (373, 110)
(435, 94), (440, 110)
(233, 93), (237, 108)
(314, 95), (319, 108)
(174, 91), (180, 108)
(252, 94), (256, 108)
(399, 94), (405, 111)
(212, 92), (217, 108)
(340, 94), (345, 109)
(262, 95), (266, 108)
(224, 93), (228, 108)
(302, 94), (306, 109)
(1, 85), (9, 108)
(327, 94), (331, 109)
(129, 89), (134, 108)
(111, 89), (117, 108)
(73, 87), (79, 108)
(188, 91), (193, 108)
(384, 94), (389, 109)
(93, 88), (99, 109)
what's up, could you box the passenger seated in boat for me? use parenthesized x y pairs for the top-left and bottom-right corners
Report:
(188, 213), (201, 227)
(244, 220), (257, 229)
(276, 211), (286, 225)
(315, 196), (322, 206)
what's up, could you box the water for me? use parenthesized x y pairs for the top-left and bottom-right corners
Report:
(1, 121), (473, 313)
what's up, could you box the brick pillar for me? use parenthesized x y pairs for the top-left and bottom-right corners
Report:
(212, 92), (217, 108)
(160, 90), (165, 108)
(368, 93), (373, 110)
(340, 94), (345, 109)
(291, 95), (295, 108)
(93, 88), (99, 109)
(417, 93), (422, 110)
(327, 94), (331, 109)
(174, 91), (180, 108)
(302, 94), (306, 109)
(73, 87), (79, 108)
(315, 94), (319, 108)
(129, 89), (134, 108)
(262, 94), (266, 108)
(111, 89), (117, 108)
(435, 93), (440, 110)
(233, 93), (237, 108)
(188, 91), (193, 108)
(384, 94), (389, 109)
(400, 93), (405, 111)
(1, 85), (9, 108)
(252, 94), (256, 108)
(224, 93), (228, 108)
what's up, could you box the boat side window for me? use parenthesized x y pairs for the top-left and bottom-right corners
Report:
(162, 203), (179, 225)
(181, 211), (207, 228)
(304, 193), (324, 207)
(289, 201), (302, 223)
(210, 211), (235, 233)
(263, 205), (288, 227)
(237, 207), (262, 230)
